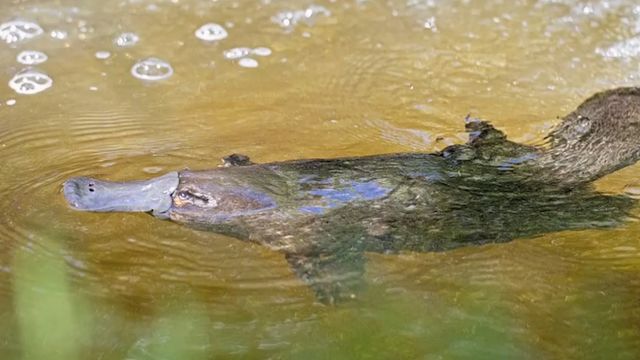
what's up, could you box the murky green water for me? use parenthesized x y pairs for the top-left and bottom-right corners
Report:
(2, 0), (640, 358)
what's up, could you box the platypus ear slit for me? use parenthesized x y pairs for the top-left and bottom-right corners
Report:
(463, 115), (507, 144)
(549, 113), (593, 146)
(220, 153), (254, 167)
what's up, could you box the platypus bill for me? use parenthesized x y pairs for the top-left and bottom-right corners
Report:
(63, 87), (640, 303)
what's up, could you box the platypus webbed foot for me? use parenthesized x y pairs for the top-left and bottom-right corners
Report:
(285, 248), (366, 305)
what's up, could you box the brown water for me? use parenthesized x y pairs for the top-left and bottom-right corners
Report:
(1, 0), (640, 358)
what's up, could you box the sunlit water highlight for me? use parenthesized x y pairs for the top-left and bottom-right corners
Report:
(1, 0), (640, 359)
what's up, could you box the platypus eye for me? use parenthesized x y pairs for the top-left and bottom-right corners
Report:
(176, 189), (217, 207)
(178, 191), (191, 200)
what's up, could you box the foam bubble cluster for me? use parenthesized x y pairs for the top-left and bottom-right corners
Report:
(49, 30), (68, 40)
(224, 46), (272, 68)
(130, 57), (173, 81)
(223, 47), (252, 59)
(16, 50), (48, 65)
(271, 5), (331, 29)
(8, 69), (53, 95)
(195, 23), (228, 41)
(0, 20), (44, 44)
(114, 32), (139, 47)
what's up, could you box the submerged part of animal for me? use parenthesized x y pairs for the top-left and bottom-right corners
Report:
(63, 87), (640, 303)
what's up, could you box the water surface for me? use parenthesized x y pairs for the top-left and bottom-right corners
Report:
(1, 0), (640, 358)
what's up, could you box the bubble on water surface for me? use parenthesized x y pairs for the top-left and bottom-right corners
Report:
(49, 29), (68, 40)
(252, 47), (272, 56)
(8, 69), (53, 95)
(195, 23), (228, 41)
(16, 50), (48, 65)
(224, 47), (272, 62)
(114, 32), (139, 47)
(130, 57), (173, 81)
(223, 47), (252, 59)
(271, 5), (331, 29)
(0, 20), (44, 44)
(423, 16), (437, 32)
(238, 57), (259, 68)
(95, 50), (111, 59)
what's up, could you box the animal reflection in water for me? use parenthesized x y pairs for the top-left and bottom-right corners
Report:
(64, 88), (640, 303)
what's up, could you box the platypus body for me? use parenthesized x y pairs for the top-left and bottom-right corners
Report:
(63, 88), (640, 302)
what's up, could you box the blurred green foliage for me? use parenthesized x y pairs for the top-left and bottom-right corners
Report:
(8, 235), (640, 360)
(13, 238), (89, 360)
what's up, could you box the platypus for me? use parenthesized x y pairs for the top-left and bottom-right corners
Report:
(63, 87), (640, 303)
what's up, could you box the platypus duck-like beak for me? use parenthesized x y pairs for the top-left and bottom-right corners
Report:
(62, 172), (179, 219)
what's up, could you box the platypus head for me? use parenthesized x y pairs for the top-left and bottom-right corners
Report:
(168, 170), (278, 231)
(62, 168), (278, 239)
(534, 87), (640, 186)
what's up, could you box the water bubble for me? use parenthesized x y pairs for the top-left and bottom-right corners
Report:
(49, 29), (68, 40)
(423, 16), (437, 32)
(224, 47), (270, 67)
(95, 50), (111, 59)
(8, 69), (53, 95)
(223, 47), (251, 59)
(114, 32), (139, 47)
(6, 99), (16, 106)
(238, 57), (259, 68)
(0, 20), (44, 44)
(130, 57), (173, 81)
(195, 23), (228, 41)
(16, 50), (48, 65)
(271, 5), (331, 29)
(252, 47), (272, 56)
